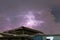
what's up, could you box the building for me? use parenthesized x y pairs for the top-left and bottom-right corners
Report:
(0, 26), (60, 40)
(2, 26), (44, 40)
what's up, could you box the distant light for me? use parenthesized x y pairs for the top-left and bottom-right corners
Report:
(46, 36), (54, 40)
(22, 11), (44, 28)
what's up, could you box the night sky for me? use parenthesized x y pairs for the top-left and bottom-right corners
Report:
(0, 0), (60, 34)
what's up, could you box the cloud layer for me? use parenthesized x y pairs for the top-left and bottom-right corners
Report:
(0, 0), (60, 34)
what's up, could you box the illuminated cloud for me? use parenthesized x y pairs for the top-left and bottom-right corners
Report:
(0, 0), (60, 34)
(22, 11), (44, 28)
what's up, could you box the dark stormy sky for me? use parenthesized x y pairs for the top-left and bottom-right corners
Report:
(0, 0), (60, 34)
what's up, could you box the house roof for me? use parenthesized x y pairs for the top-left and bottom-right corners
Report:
(4, 26), (44, 34)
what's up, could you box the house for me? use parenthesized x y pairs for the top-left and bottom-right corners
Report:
(3, 26), (44, 40)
